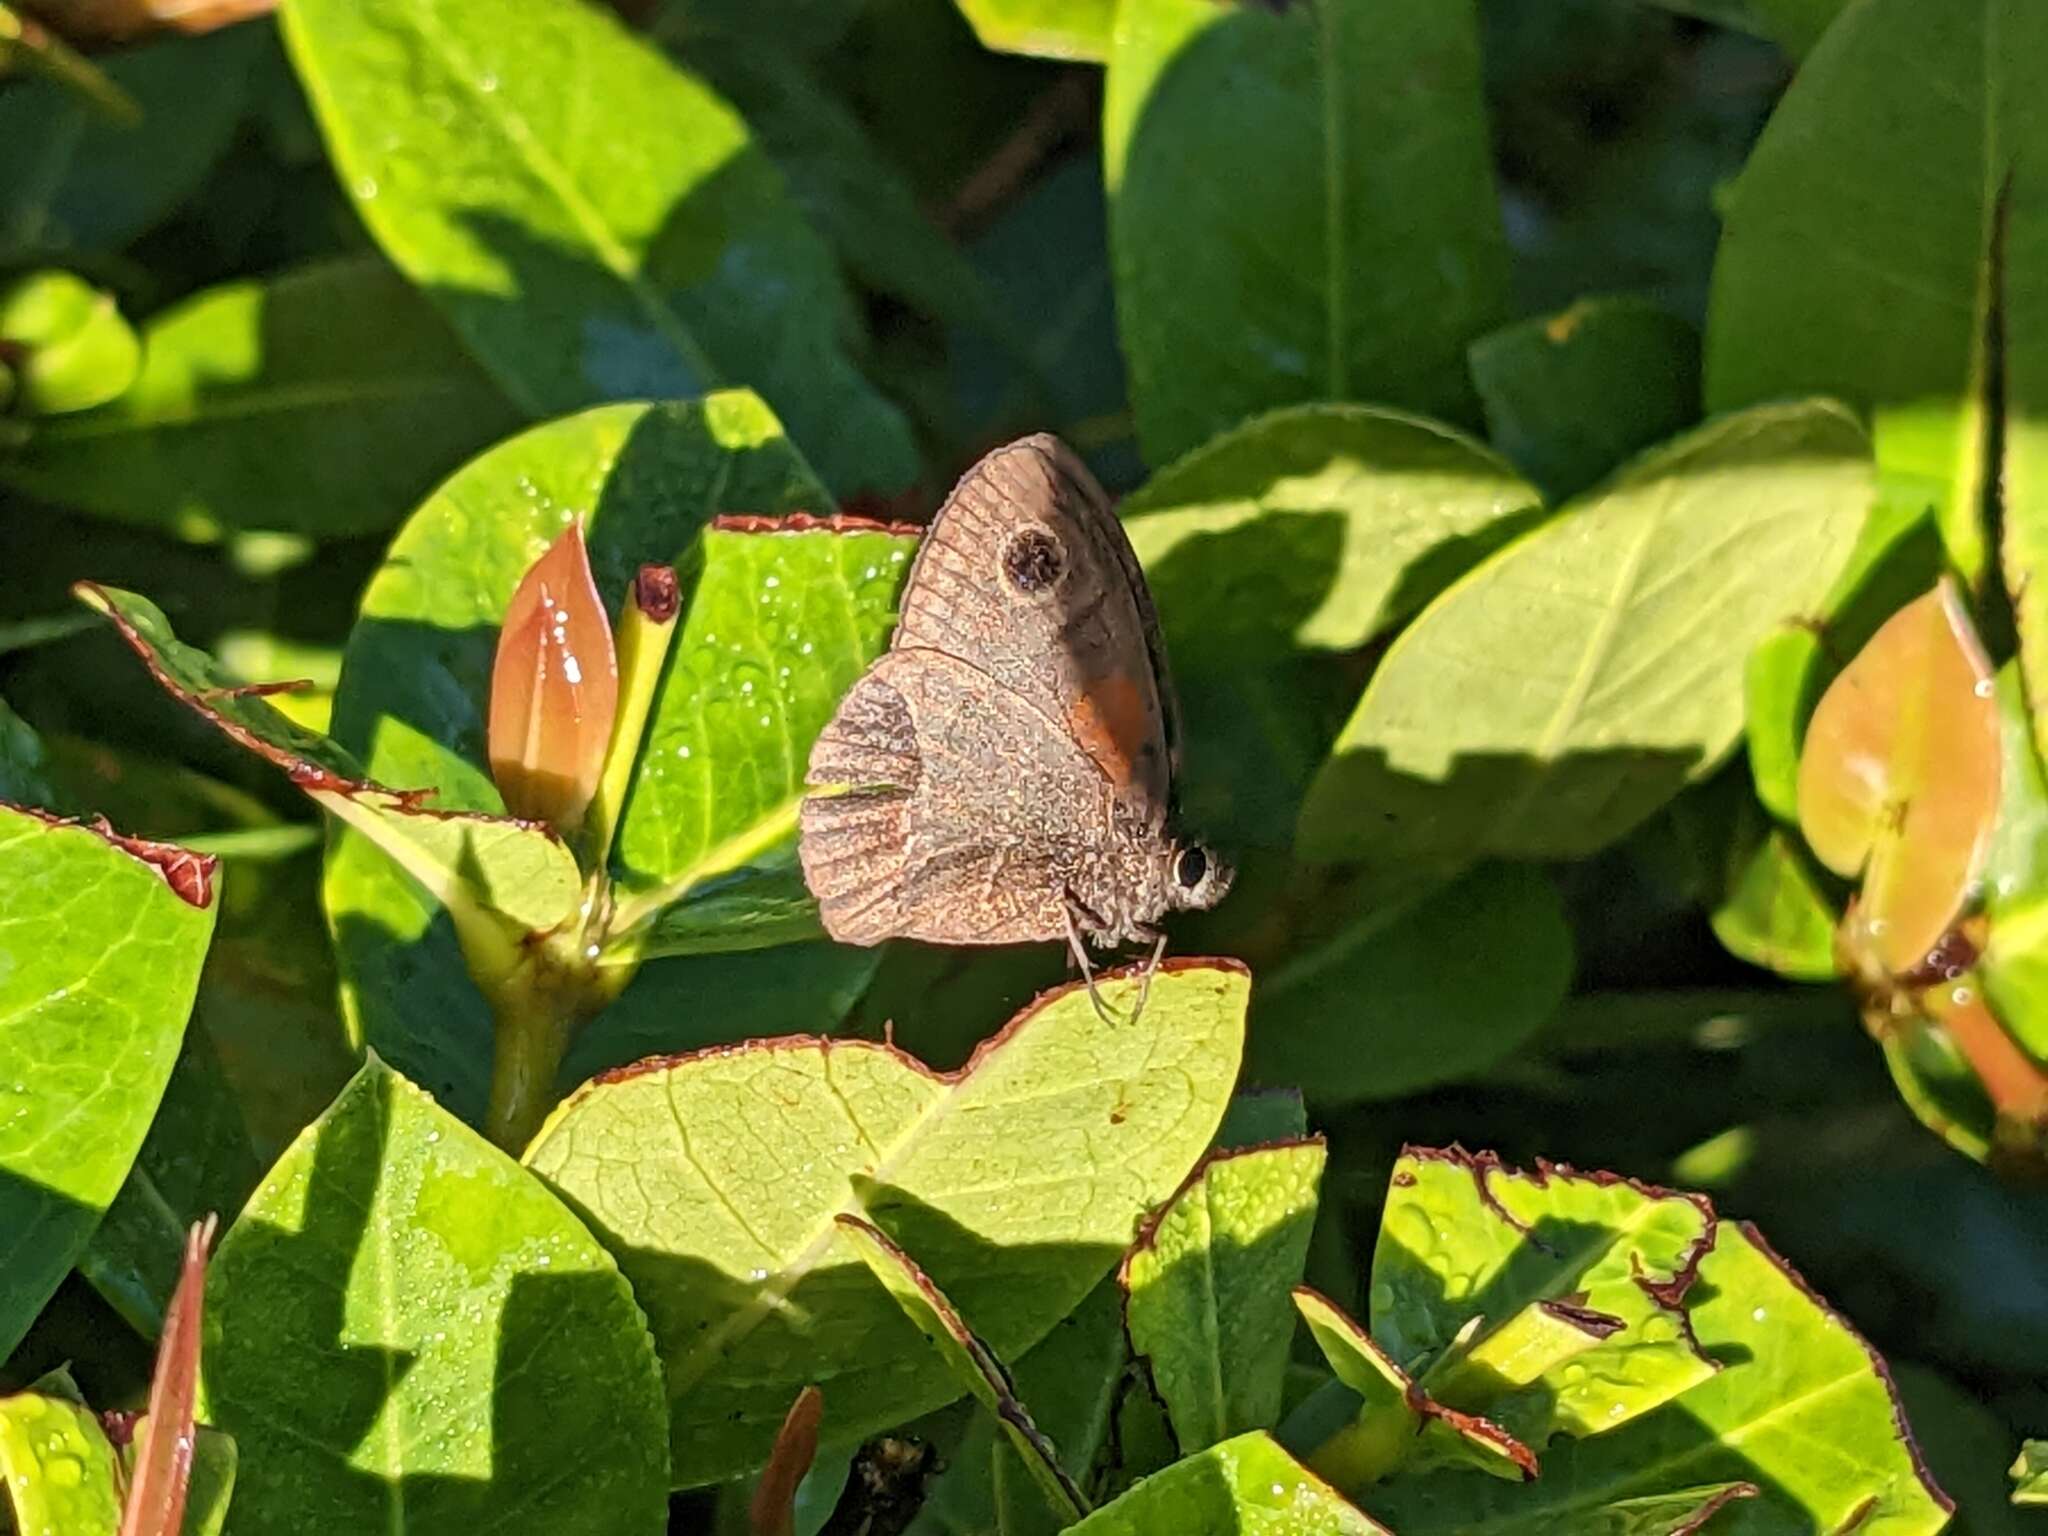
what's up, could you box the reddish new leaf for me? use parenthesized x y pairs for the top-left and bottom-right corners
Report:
(749, 1386), (824, 1536)
(117, 1215), (216, 1536)
(1798, 580), (2001, 975)
(488, 521), (618, 834)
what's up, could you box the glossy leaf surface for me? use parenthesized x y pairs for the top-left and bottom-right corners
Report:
(0, 804), (216, 1359)
(203, 1058), (669, 1535)
(280, 0), (918, 496)
(525, 962), (1247, 1487)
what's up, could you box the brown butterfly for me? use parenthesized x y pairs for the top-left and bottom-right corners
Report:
(799, 434), (1230, 1000)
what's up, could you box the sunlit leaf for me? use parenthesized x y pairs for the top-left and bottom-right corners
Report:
(1067, 1432), (1390, 1535)
(279, 0), (918, 497)
(203, 1058), (668, 1534)
(1364, 1223), (1952, 1534)
(524, 962), (1246, 1487)
(0, 803), (216, 1359)
(1300, 403), (1870, 870)
(1294, 1286), (1538, 1486)
(1370, 1149), (1716, 1446)
(1121, 1140), (1325, 1452)
(840, 1216), (1088, 1524)
(0, 1380), (124, 1534)
(0, 259), (519, 542)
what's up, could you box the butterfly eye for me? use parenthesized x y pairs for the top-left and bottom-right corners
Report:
(1175, 846), (1208, 890)
(1002, 528), (1064, 593)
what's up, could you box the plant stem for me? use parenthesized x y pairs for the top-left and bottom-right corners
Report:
(479, 922), (626, 1153)
(484, 976), (576, 1153)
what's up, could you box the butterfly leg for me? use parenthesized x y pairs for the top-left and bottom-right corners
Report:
(1062, 899), (1121, 1027)
(1127, 929), (1169, 1025)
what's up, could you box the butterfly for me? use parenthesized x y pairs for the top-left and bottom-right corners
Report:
(799, 434), (1230, 1012)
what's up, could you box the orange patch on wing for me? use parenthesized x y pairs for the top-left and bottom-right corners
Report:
(1068, 670), (1151, 789)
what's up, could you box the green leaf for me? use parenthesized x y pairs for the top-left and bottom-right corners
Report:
(524, 961), (1248, 1487)
(605, 520), (918, 944)
(0, 258), (520, 542)
(839, 1215), (1089, 1525)
(1293, 1288), (1538, 1487)
(1121, 405), (1542, 663)
(324, 396), (911, 1116)
(0, 1387), (124, 1534)
(1298, 403), (1871, 869)
(2014, 1440), (2048, 1506)
(1729, 0), (1851, 52)
(678, 41), (1010, 342)
(950, 0), (1112, 61)
(1104, 0), (1506, 466)
(906, 1274), (1129, 1536)
(1249, 863), (1573, 1103)
(0, 27), (260, 263)
(1709, 810), (1842, 983)
(950, 157), (1129, 466)
(79, 1025), (258, 1338)
(0, 804), (217, 1360)
(561, 942), (881, 1088)
(0, 268), (140, 416)
(1705, 0), (2048, 585)
(1370, 1149), (1716, 1445)
(1067, 1431), (1391, 1535)
(76, 581), (583, 942)
(1121, 1140), (1326, 1453)
(2002, 144), (2048, 790)
(1741, 495), (1943, 825)
(279, 0), (918, 498)
(1984, 668), (2048, 1062)
(1364, 1223), (1953, 1534)
(1467, 297), (1702, 503)
(202, 1057), (669, 1534)
(0, 693), (58, 805)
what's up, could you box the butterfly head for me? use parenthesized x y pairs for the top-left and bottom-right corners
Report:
(1164, 839), (1232, 914)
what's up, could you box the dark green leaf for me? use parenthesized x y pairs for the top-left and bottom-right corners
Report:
(679, 42), (1010, 341)
(1467, 296), (1701, 503)
(79, 1025), (257, 1339)
(1705, 0), (2048, 584)
(1249, 863), (1573, 1104)
(0, 27), (260, 263)
(1105, 0), (1506, 465)
(1, 259), (520, 541)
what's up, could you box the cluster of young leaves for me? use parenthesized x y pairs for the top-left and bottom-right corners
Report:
(2, 0), (2040, 1529)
